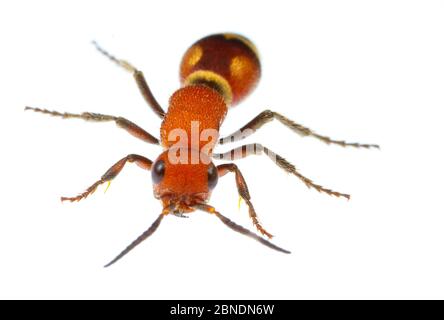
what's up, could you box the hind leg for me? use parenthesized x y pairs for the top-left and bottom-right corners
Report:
(92, 41), (165, 119)
(219, 110), (379, 149)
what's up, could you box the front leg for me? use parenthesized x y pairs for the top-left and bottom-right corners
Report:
(61, 154), (152, 202)
(217, 163), (273, 238)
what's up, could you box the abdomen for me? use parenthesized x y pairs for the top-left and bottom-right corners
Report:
(180, 33), (261, 106)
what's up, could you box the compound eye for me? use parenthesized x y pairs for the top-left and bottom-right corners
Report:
(207, 163), (218, 190)
(151, 159), (165, 184)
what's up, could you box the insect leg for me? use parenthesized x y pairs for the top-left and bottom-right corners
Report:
(25, 107), (159, 145)
(61, 154), (152, 202)
(219, 110), (379, 148)
(92, 41), (165, 119)
(217, 163), (273, 238)
(213, 144), (350, 199)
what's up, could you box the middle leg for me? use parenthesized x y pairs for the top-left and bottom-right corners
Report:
(213, 144), (350, 199)
(25, 107), (159, 145)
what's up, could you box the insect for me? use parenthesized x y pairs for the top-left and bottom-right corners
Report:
(26, 33), (378, 267)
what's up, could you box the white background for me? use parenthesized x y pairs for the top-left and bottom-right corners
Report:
(1, 0), (443, 299)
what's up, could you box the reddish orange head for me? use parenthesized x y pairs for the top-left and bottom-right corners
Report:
(151, 148), (218, 214)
